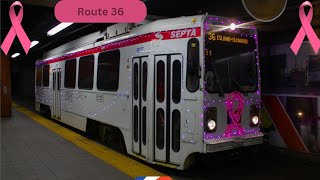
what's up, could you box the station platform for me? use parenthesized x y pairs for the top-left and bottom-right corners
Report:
(1, 103), (165, 180)
(2, 99), (320, 180)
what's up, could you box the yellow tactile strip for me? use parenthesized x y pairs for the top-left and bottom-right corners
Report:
(13, 103), (167, 178)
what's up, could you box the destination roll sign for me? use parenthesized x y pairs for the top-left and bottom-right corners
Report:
(206, 31), (249, 45)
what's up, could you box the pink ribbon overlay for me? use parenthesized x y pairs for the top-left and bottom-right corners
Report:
(224, 92), (245, 137)
(1, 1), (31, 55)
(290, 1), (320, 55)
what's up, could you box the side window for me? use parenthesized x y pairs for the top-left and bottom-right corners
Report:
(142, 62), (148, 101)
(36, 66), (42, 86)
(97, 50), (120, 91)
(142, 107), (146, 145)
(134, 105), (138, 142)
(186, 38), (200, 92)
(64, 59), (76, 89)
(78, 55), (94, 90)
(157, 61), (165, 103)
(133, 63), (138, 100)
(156, 108), (165, 149)
(42, 65), (50, 87)
(172, 110), (180, 152)
(172, 60), (181, 103)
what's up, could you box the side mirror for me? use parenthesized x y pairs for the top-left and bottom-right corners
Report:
(187, 38), (200, 78)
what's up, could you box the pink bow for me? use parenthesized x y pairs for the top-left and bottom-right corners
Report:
(290, 1), (320, 55)
(224, 92), (245, 137)
(1, 1), (31, 55)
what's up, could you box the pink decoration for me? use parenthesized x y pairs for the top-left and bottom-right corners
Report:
(1, 1), (31, 55)
(224, 91), (245, 137)
(290, 1), (320, 55)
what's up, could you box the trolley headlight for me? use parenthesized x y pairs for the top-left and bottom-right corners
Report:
(250, 105), (259, 127)
(252, 116), (259, 125)
(205, 107), (217, 132)
(208, 120), (216, 130)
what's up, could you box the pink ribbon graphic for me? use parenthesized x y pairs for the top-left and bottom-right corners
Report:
(1, 1), (31, 55)
(224, 92), (245, 137)
(290, 1), (320, 55)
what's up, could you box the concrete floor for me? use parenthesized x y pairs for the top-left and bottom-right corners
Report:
(1, 108), (131, 180)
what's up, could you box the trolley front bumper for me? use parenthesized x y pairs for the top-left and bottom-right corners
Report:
(204, 132), (263, 153)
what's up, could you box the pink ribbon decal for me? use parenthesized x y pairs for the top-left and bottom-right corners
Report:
(1, 1), (31, 55)
(224, 92), (245, 137)
(290, 1), (320, 55)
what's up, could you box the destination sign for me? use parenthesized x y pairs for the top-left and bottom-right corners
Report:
(206, 32), (249, 45)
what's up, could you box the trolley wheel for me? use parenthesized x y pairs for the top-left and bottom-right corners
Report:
(184, 153), (198, 170)
(102, 125), (127, 154)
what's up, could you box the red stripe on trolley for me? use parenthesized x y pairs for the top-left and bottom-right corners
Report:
(262, 95), (309, 153)
(36, 27), (201, 66)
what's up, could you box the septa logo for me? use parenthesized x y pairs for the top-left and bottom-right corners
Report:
(155, 32), (164, 40)
(153, 27), (201, 41)
(170, 29), (197, 39)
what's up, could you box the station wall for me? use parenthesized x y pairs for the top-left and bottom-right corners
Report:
(260, 42), (320, 154)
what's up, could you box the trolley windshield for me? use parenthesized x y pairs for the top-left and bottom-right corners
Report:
(204, 29), (258, 94)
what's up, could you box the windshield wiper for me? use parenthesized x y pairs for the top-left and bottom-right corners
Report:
(230, 78), (248, 96)
(210, 58), (224, 97)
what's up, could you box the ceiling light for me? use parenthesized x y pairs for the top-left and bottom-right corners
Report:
(30, 40), (39, 48)
(11, 53), (20, 58)
(47, 23), (73, 36)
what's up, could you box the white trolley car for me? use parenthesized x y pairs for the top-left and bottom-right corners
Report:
(35, 15), (263, 169)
